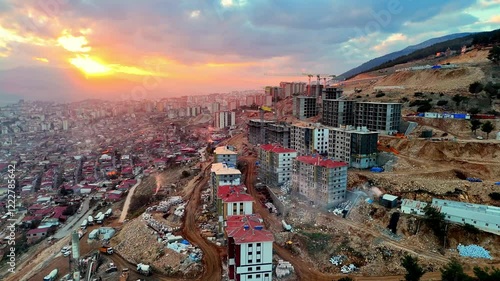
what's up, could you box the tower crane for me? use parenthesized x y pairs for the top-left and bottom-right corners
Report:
(264, 73), (336, 96)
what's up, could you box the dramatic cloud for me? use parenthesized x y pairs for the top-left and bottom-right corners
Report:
(0, 0), (498, 102)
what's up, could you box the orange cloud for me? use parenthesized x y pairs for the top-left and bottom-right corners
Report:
(57, 30), (91, 52)
(69, 54), (168, 77)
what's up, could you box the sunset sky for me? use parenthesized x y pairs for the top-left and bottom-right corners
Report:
(0, 0), (499, 103)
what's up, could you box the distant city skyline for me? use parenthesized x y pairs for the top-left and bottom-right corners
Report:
(0, 0), (499, 102)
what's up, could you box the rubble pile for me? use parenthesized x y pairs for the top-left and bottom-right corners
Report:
(113, 219), (185, 272)
(142, 196), (185, 233)
(329, 255), (347, 266)
(275, 260), (294, 278)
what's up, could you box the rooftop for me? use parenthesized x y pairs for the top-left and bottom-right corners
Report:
(260, 144), (296, 154)
(296, 156), (348, 169)
(211, 162), (241, 175)
(214, 146), (237, 155)
(226, 214), (274, 244)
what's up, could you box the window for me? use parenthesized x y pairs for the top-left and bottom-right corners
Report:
(248, 259), (252, 263)
(257, 251), (261, 255)
(257, 259), (261, 263)
(248, 252), (253, 255)
(248, 275), (253, 279)
(256, 274), (261, 278)
(248, 267), (252, 271)
(257, 243), (261, 247)
(256, 266), (261, 270)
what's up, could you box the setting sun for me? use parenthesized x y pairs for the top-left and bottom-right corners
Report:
(69, 55), (112, 76)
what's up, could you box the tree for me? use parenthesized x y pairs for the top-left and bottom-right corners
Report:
(401, 255), (425, 281)
(441, 259), (471, 281)
(481, 121), (495, 139)
(423, 205), (447, 242)
(469, 82), (483, 95)
(470, 119), (482, 135)
(473, 266), (500, 281)
(488, 45), (500, 65)
(452, 94), (465, 106)
(468, 107), (480, 115)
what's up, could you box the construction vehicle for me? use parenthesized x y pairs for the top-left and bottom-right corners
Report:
(105, 208), (112, 217)
(96, 213), (105, 224)
(137, 263), (151, 276)
(43, 268), (58, 281)
(377, 141), (400, 155)
(87, 215), (94, 225)
(105, 263), (118, 273)
(99, 246), (114, 254)
(80, 219), (88, 229)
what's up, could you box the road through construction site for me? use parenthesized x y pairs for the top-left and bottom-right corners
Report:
(181, 162), (223, 281)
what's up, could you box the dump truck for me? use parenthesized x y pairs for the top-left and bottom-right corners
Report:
(137, 263), (151, 276)
(80, 219), (88, 229)
(105, 208), (112, 217)
(96, 213), (105, 224)
(99, 246), (114, 255)
(87, 215), (94, 225)
(43, 268), (58, 281)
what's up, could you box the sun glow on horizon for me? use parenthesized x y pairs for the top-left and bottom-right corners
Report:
(69, 55), (112, 76)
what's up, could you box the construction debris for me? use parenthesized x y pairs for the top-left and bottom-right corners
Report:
(330, 255), (347, 266)
(275, 260), (294, 278)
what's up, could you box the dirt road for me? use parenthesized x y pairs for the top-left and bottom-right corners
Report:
(119, 178), (142, 222)
(181, 163), (223, 281)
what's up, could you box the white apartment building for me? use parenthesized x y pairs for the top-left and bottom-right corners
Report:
(258, 144), (297, 187)
(290, 122), (329, 156)
(292, 155), (348, 208)
(214, 146), (238, 166)
(211, 102), (221, 113)
(210, 163), (241, 203)
(216, 185), (254, 233)
(226, 214), (274, 281)
(214, 111), (236, 129)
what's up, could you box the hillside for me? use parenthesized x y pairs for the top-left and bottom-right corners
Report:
(367, 29), (500, 72)
(339, 32), (472, 79)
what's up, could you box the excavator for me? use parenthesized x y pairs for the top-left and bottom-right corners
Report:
(377, 141), (400, 155)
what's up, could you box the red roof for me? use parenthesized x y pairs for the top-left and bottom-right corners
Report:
(226, 214), (274, 244)
(27, 227), (50, 235)
(296, 156), (348, 168)
(217, 185), (253, 203)
(260, 144), (296, 154)
(217, 185), (246, 197)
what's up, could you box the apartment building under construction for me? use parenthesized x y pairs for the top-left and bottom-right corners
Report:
(292, 155), (348, 208)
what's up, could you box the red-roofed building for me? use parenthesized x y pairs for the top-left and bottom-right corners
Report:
(216, 185), (254, 233)
(293, 155), (348, 208)
(26, 227), (52, 244)
(225, 214), (273, 281)
(106, 190), (124, 202)
(258, 144), (297, 187)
